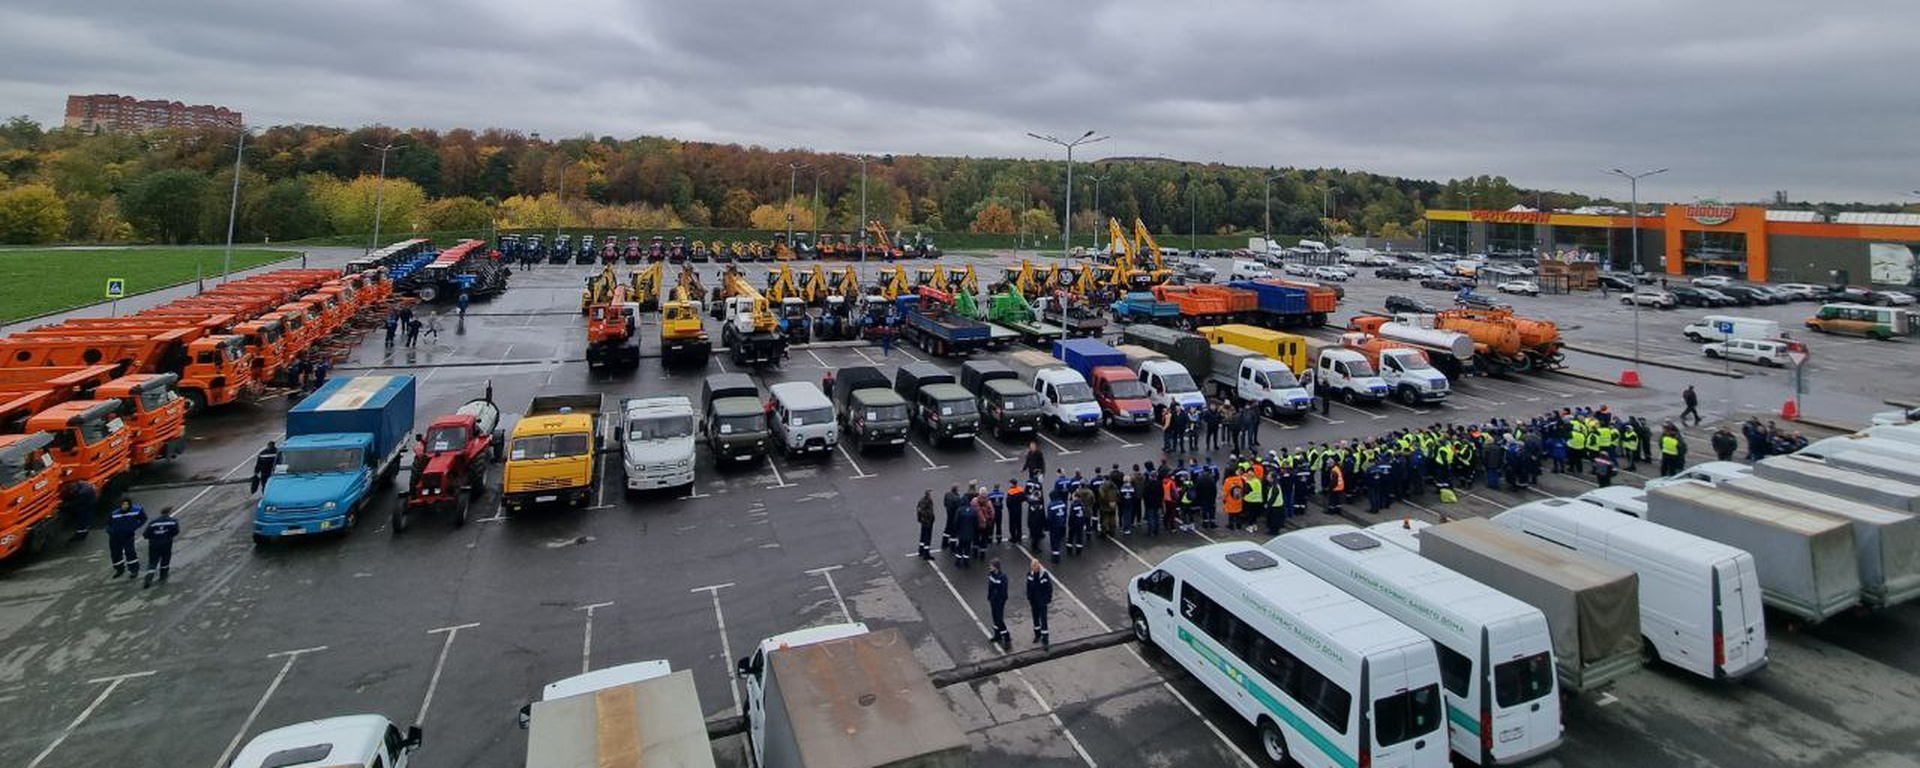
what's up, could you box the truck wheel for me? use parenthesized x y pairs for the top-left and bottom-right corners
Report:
(182, 390), (208, 415)
(24, 523), (49, 556)
(1256, 718), (1289, 767)
(1400, 387), (1420, 407)
(252, 534), (269, 547)
(453, 494), (470, 528)
(391, 508), (409, 535)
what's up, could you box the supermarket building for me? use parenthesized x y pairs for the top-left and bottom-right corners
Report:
(1426, 205), (1920, 286)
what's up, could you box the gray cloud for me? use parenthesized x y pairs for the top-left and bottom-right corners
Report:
(4, 0), (1916, 202)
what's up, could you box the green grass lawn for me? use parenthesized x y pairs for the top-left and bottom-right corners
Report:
(0, 247), (297, 323)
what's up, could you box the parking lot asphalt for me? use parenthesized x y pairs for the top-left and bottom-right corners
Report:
(2, 251), (1915, 768)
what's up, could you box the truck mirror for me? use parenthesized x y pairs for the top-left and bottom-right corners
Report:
(614, 426), (624, 442)
(517, 704), (532, 729)
(736, 657), (752, 676)
(403, 725), (424, 750)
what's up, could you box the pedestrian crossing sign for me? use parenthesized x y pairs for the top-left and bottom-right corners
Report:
(104, 278), (126, 298)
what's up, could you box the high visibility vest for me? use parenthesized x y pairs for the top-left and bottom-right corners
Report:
(1329, 466), (1346, 492)
(1661, 435), (1681, 456)
(1595, 427), (1617, 448)
(1240, 477), (1261, 509)
(1223, 476), (1247, 513)
(1621, 428), (1640, 449)
(1569, 430), (1589, 450)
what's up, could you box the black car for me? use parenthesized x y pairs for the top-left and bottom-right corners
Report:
(1714, 285), (1772, 306)
(1667, 286), (1715, 307)
(1455, 291), (1509, 310)
(1384, 295), (1437, 315)
(1421, 275), (1472, 291)
(1374, 265), (1413, 280)
(1596, 274), (1635, 292)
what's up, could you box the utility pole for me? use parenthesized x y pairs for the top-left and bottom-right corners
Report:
(811, 170), (825, 246)
(1263, 169), (1285, 254)
(856, 155), (872, 262)
(785, 161), (807, 248)
(1026, 130), (1106, 266)
(1189, 174), (1198, 253)
(1607, 167), (1670, 387)
(552, 161), (572, 245)
(219, 126), (248, 285)
(1085, 173), (1105, 252)
(362, 138), (406, 256)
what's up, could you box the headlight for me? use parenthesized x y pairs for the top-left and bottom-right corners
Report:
(263, 505), (277, 514)
(322, 501), (338, 510)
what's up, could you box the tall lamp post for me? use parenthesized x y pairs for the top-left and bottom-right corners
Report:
(785, 161), (808, 248)
(811, 169), (825, 247)
(552, 161), (574, 245)
(1026, 130), (1107, 265)
(219, 125), (251, 284)
(1606, 167), (1668, 388)
(855, 155), (872, 261)
(1084, 173), (1105, 253)
(1263, 169), (1285, 255)
(362, 138), (407, 256)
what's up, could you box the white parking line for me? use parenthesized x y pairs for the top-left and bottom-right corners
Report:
(1101, 428), (1142, 448)
(1034, 431), (1080, 455)
(1445, 388), (1505, 407)
(975, 437), (1014, 462)
(26, 670), (156, 768)
(576, 602), (615, 674)
(909, 443), (949, 471)
(765, 459), (796, 489)
(852, 347), (881, 365)
(691, 583), (742, 712)
(894, 346), (926, 363)
(213, 646), (327, 768)
(920, 560), (1098, 768)
(837, 443), (874, 478)
(806, 349), (831, 368)
(417, 623), (478, 725)
(1328, 398), (1389, 420)
(806, 565), (852, 623)
(1498, 377), (1581, 398)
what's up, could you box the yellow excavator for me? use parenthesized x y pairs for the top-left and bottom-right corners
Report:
(865, 220), (899, 260)
(798, 264), (832, 307)
(878, 264), (912, 300)
(631, 261), (663, 312)
(765, 263), (802, 303)
(816, 265), (865, 340)
(580, 263), (618, 315)
(763, 262), (812, 342)
(717, 268), (785, 365)
(661, 265), (710, 364)
(913, 265), (948, 293)
(945, 265), (979, 297)
(1002, 260), (1045, 299)
(1131, 219), (1175, 287)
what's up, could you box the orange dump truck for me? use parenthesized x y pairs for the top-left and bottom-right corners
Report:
(0, 390), (131, 494)
(0, 365), (184, 466)
(0, 432), (63, 561)
(0, 326), (252, 412)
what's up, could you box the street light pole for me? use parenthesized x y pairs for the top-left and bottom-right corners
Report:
(362, 138), (405, 256)
(1085, 174), (1104, 252)
(1263, 170), (1285, 254)
(1190, 175), (1198, 254)
(1026, 130), (1107, 266)
(1607, 167), (1670, 387)
(855, 155), (872, 261)
(785, 162), (807, 248)
(219, 126), (248, 285)
(552, 162), (571, 245)
(812, 170), (824, 246)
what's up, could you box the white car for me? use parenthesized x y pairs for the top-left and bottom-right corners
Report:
(1622, 290), (1677, 308)
(1772, 282), (1823, 301)
(1496, 280), (1540, 295)
(1282, 262), (1314, 277)
(1702, 338), (1793, 367)
(1406, 265), (1446, 279)
(1871, 406), (1919, 426)
(1690, 275), (1733, 288)
(1309, 265), (1350, 282)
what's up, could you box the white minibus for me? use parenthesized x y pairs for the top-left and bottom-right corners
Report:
(1492, 499), (1769, 680)
(1267, 526), (1564, 765)
(1129, 542), (1448, 768)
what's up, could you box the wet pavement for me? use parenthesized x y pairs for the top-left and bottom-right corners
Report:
(2, 251), (1915, 768)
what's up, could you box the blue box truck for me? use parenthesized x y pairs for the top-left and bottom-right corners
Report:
(255, 375), (417, 545)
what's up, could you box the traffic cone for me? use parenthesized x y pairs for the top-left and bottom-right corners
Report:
(1781, 398), (1799, 420)
(1617, 369), (1643, 387)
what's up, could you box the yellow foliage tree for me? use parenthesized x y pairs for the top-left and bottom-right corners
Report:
(497, 193), (582, 229)
(748, 198), (817, 231)
(970, 202), (1015, 235)
(590, 203), (683, 229)
(311, 174), (427, 237)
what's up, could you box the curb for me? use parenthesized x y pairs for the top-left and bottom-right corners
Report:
(1790, 415), (1863, 434)
(1552, 368), (1623, 387)
(1562, 343), (1745, 379)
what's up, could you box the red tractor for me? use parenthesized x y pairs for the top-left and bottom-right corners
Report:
(397, 392), (502, 532)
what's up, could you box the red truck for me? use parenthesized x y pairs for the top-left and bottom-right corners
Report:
(398, 394), (502, 532)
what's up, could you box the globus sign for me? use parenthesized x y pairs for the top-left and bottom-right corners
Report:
(1686, 205), (1737, 226)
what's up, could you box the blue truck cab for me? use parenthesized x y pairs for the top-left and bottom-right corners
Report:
(255, 375), (417, 545)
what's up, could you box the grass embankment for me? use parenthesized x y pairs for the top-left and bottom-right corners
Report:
(0, 247), (295, 323)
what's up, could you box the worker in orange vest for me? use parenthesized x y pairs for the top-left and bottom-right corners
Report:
(1222, 471), (1247, 529)
(1325, 463), (1347, 512)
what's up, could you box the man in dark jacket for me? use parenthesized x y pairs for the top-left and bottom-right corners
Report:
(252, 440), (280, 494)
(1026, 559), (1053, 648)
(1021, 442), (1046, 477)
(987, 559), (1011, 648)
(916, 490), (936, 560)
(1680, 385), (1702, 425)
(64, 479), (98, 540)
(1712, 428), (1739, 462)
(942, 486), (963, 551)
(106, 500), (146, 579)
(142, 507), (180, 587)
(954, 487), (979, 569)
(1483, 439), (1506, 491)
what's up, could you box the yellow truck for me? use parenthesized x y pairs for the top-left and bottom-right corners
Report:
(502, 394), (603, 513)
(1198, 323), (1310, 373)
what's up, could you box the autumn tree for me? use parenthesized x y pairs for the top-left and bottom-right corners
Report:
(1020, 207), (1060, 238)
(419, 196), (494, 232)
(970, 203), (1015, 234)
(312, 174), (427, 238)
(749, 197), (817, 231)
(257, 176), (331, 241)
(0, 184), (68, 243)
(716, 188), (756, 228)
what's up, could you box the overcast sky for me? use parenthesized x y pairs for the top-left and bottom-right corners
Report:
(5, 0), (1916, 203)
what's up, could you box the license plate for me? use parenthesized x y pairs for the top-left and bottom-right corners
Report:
(535, 495), (558, 503)
(807, 445), (826, 452)
(890, 438), (905, 444)
(953, 432), (974, 439)
(1728, 645), (1744, 659)
(1499, 727), (1524, 743)
(1018, 425), (1033, 432)
(283, 528), (306, 536)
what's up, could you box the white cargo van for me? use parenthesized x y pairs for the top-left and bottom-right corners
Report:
(1231, 259), (1275, 281)
(1702, 338), (1793, 367)
(767, 381), (838, 457)
(1265, 527), (1565, 765)
(228, 715), (422, 768)
(1316, 348), (1390, 403)
(1577, 486), (1649, 518)
(1129, 542), (1449, 768)
(1492, 499), (1768, 680)
(619, 396), (696, 492)
(1682, 315), (1782, 343)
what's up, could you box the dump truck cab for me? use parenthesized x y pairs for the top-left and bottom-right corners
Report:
(95, 373), (187, 464)
(502, 395), (603, 513)
(14, 398), (130, 492)
(0, 432), (62, 560)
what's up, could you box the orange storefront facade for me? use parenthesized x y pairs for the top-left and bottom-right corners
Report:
(1426, 206), (1920, 285)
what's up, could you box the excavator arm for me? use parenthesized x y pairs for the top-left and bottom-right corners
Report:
(765, 263), (801, 303)
(1133, 219), (1166, 271)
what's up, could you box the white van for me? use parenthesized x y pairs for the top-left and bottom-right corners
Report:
(1232, 259), (1275, 281)
(229, 715), (422, 768)
(1317, 348), (1390, 403)
(1702, 338), (1793, 367)
(1577, 486), (1649, 518)
(1644, 460), (1751, 491)
(1030, 366), (1105, 433)
(1491, 499), (1769, 681)
(1682, 315), (1781, 343)
(1265, 527), (1564, 765)
(767, 381), (838, 457)
(1129, 541), (1449, 768)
